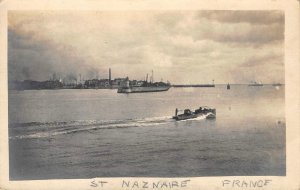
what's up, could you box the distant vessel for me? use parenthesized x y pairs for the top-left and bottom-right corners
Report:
(117, 72), (171, 93)
(227, 83), (230, 90)
(173, 106), (216, 121)
(272, 83), (282, 87)
(117, 81), (171, 93)
(248, 81), (263, 86)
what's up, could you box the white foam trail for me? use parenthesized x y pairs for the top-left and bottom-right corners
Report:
(10, 114), (213, 140)
(188, 114), (208, 121)
(175, 113), (210, 122)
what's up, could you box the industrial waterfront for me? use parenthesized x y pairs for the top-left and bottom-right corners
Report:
(8, 68), (283, 91)
(9, 68), (133, 90)
(8, 68), (222, 91)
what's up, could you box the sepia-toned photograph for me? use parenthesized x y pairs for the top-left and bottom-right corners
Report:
(7, 10), (287, 181)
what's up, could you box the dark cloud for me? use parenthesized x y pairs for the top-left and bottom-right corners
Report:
(156, 11), (286, 47)
(198, 11), (284, 25)
(8, 28), (100, 81)
(8, 11), (284, 84)
(205, 23), (284, 45)
(241, 53), (283, 68)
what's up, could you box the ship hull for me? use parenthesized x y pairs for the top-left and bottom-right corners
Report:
(118, 86), (170, 93)
(172, 114), (198, 121)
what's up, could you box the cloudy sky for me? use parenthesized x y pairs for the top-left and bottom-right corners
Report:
(8, 11), (284, 84)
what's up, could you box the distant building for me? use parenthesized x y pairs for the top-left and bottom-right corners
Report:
(111, 78), (126, 88)
(85, 79), (99, 88)
(84, 79), (111, 88)
(9, 80), (63, 90)
(99, 79), (110, 87)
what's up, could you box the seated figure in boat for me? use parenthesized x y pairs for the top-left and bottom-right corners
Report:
(183, 109), (193, 115)
(173, 108), (196, 120)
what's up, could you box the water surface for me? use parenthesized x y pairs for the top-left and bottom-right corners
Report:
(9, 85), (285, 179)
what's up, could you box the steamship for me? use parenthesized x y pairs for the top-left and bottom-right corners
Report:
(117, 72), (171, 93)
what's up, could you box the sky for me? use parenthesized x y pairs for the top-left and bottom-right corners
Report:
(8, 11), (284, 84)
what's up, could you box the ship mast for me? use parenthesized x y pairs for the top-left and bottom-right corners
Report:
(151, 70), (154, 83)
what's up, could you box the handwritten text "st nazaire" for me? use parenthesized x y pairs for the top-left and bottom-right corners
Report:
(90, 179), (191, 189)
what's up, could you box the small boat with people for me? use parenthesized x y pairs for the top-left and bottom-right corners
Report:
(173, 109), (198, 121)
(172, 106), (216, 121)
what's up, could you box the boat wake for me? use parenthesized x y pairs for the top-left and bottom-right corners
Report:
(9, 114), (211, 140)
(177, 114), (208, 121)
(10, 115), (209, 140)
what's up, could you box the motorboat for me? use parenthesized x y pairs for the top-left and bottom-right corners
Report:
(173, 106), (216, 121)
(172, 109), (197, 121)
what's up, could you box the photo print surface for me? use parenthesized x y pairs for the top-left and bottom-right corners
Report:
(8, 10), (285, 180)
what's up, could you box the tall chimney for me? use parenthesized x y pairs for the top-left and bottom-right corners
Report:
(109, 68), (112, 85)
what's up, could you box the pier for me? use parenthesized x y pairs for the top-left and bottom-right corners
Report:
(172, 84), (215, 88)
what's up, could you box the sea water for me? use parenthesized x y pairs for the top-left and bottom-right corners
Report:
(8, 85), (285, 180)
